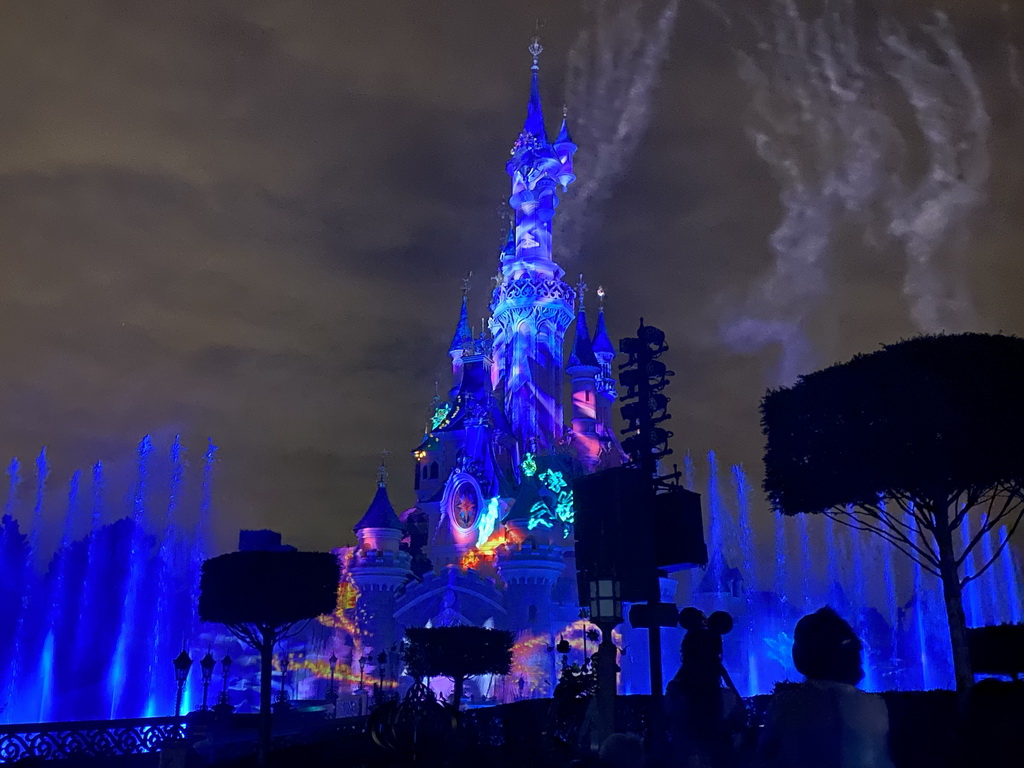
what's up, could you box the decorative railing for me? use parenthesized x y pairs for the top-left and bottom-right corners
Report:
(0, 716), (185, 764)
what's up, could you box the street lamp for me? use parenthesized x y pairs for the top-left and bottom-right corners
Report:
(276, 654), (289, 706)
(327, 652), (339, 718)
(377, 650), (388, 702)
(172, 649), (192, 718)
(215, 655), (232, 711)
(199, 651), (216, 711)
(588, 578), (622, 749)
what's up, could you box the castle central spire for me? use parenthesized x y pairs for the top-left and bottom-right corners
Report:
(489, 39), (579, 450)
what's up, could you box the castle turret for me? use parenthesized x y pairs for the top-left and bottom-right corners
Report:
(490, 37), (576, 451)
(448, 287), (473, 398)
(592, 286), (620, 441)
(553, 110), (578, 192)
(349, 464), (412, 655)
(566, 279), (602, 472)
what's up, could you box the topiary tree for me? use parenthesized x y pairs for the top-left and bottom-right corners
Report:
(199, 551), (339, 761)
(762, 333), (1024, 692)
(404, 626), (514, 707)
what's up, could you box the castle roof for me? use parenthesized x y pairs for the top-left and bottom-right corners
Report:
(593, 306), (616, 359)
(449, 294), (472, 354)
(568, 304), (599, 369)
(523, 62), (547, 141)
(353, 483), (403, 533)
(554, 115), (574, 147)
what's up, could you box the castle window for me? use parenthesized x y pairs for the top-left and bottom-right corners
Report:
(528, 605), (538, 622)
(430, 462), (439, 479)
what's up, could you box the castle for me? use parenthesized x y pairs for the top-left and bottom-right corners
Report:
(337, 39), (636, 699)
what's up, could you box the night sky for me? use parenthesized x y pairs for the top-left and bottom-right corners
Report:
(2, 0), (1022, 557)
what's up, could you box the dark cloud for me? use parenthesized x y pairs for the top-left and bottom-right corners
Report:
(0, 0), (1021, 559)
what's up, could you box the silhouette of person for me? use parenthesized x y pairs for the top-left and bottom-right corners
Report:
(666, 608), (743, 767)
(759, 607), (894, 768)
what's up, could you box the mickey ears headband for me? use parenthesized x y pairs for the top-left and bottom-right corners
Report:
(678, 607), (734, 635)
(678, 607), (706, 631)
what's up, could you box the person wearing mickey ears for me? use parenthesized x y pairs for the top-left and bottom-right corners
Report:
(666, 608), (745, 767)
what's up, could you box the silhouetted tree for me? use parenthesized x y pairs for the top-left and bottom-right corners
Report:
(199, 551), (339, 761)
(762, 333), (1024, 692)
(404, 626), (514, 707)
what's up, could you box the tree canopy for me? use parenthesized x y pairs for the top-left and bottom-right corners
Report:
(199, 550), (340, 630)
(763, 333), (1024, 518)
(405, 626), (514, 706)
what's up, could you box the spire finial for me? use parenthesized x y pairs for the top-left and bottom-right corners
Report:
(529, 35), (543, 70)
(597, 285), (605, 308)
(461, 270), (473, 298)
(377, 449), (392, 487)
(577, 274), (587, 310)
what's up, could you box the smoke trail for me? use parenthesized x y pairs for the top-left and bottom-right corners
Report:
(712, 1), (996, 375)
(556, 0), (680, 259)
(714, 0), (897, 383)
(881, 12), (990, 333)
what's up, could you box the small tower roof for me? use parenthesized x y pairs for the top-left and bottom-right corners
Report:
(568, 307), (599, 369)
(449, 292), (472, 355)
(501, 226), (515, 258)
(353, 483), (403, 533)
(593, 308), (615, 359)
(568, 279), (599, 369)
(554, 114), (574, 147)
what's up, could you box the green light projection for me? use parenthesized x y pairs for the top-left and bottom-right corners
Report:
(521, 453), (574, 534)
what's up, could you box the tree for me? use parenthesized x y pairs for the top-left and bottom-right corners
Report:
(404, 626), (514, 707)
(761, 333), (1024, 692)
(199, 550), (339, 761)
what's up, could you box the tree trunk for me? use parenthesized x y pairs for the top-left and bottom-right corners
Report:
(258, 628), (276, 767)
(933, 509), (973, 695)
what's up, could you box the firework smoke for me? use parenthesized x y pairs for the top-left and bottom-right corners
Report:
(556, 0), (680, 260)
(882, 12), (990, 333)
(719, 0), (896, 382)
(713, 0), (994, 380)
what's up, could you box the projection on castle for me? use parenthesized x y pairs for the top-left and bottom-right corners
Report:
(2, 37), (1023, 725)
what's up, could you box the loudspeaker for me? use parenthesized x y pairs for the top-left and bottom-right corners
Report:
(653, 486), (707, 570)
(573, 467), (656, 603)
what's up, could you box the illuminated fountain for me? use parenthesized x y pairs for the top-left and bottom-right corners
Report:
(0, 437), (215, 724)
(680, 452), (1024, 695)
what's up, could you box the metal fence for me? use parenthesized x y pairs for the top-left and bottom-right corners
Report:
(0, 716), (186, 763)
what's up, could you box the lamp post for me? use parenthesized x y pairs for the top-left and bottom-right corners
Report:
(377, 650), (388, 702)
(199, 651), (216, 711)
(172, 649), (193, 718)
(327, 653), (338, 718)
(358, 653), (371, 692)
(275, 654), (289, 707)
(215, 655), (232, 711)
(589, 578), (622, 749)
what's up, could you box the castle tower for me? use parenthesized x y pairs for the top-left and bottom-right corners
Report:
(489, 38), (577, 452)
(348, 464), (412, 655)
(448, 283), (473, 399)
(566, 278), (603, 472)
(495, 539), (565, 631)
(592, 287), (620, 443)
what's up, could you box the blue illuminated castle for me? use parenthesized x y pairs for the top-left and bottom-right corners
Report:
(342, 39), (627, 697)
